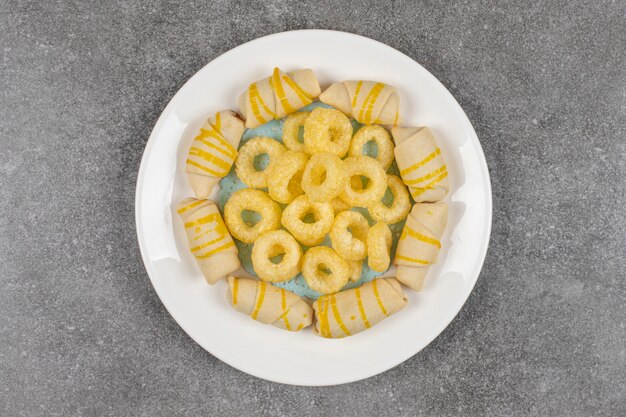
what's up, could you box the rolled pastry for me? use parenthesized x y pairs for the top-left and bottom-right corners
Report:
(319, 81), (400, 125)
(177, 197), (240, 284)
(186, 111), (245, 199)
(313, 278), (407, 338)
(394, 203), (448, 291)
(392, 127), (449, 202)
(227, 277), (313, 332)
(238, 68), (321, 128)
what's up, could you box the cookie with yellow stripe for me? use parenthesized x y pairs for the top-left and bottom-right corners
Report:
(227, 277), (313, 332)
(392, 127), (449, 202)
(177, 197), (240, 284)
(313, 278), (407, 338)
(319, 80), (400, 125)
(394, 203), (448, 291)
(238, 68), (321, 128)
(186, 111), (245, 199)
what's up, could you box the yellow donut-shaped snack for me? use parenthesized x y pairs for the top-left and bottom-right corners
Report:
(267, 150), (309, 204)
(301, 153), (347, 203)
(251, 230), (302, 282)
(367, 174), (411, 224)
(302, 246), (350, 294)
(303, 108), (353, 157)
(235, 137), (286, 188)
(282, 112), (311, 154)
(340, 156), (387, 207)
(329, 210), (370, 261)
(281, 195), (334, 246)
(347, 259), (363, 282)
(330, 197), (351, 214)
(367, 222), (392, 272)
(349, 125), (395, 170)
(224, 188), (281, 243)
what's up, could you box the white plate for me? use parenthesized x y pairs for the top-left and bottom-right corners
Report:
(135, 30), (492, 386)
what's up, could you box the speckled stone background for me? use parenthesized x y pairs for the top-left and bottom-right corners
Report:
(1, 1), (625, 416)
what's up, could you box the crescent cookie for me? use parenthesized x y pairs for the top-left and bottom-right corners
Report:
(238, 68), (321, 128)
(319, 80), (400, 125)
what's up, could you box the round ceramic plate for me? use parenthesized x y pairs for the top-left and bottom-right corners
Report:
(135, 30), (491, 386)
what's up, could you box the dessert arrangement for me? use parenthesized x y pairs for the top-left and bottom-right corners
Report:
(176, 68), (449, 338)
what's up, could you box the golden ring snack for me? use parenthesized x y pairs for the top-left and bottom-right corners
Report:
(282, 112), (311, 154)
(301, 246), (350, 294)
(235, 137), (287, 189)
(340, 155), (387, 207)
(367, 174), (411, 224)
(303, 107), (353, 157)
(347, 259), (363, 282)
(301, 152), (347, 202)
(394, 203), (448, 291)
(228, 277), (312, 332)
(251, 230), (302, 282)
(319, 81), (400, 125)
(177, 197), (239, 284)
(186, 111), (245, 199)
(329, 210), (370, 261)
(349, 125), (395, 170)
(392, 127), (449, 202)
(238, 67), (321, 128)
(313, 278), (407, 338)
(224, 188), (281, 243)
(367, 222), (392, 273)
(281, 195), (334, 246)
(329, 197), (351, 215)
(267, 150), (308, 204)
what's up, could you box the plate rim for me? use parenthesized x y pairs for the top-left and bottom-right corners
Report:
(135, 29), (493, 386)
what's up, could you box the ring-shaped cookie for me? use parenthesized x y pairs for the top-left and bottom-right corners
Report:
(303, 108), (352, 157)
(329, 210), (370, 261)
(267, 150), (309, 204)
(281, 195), (334, 246)
(301, 153), (347, 203)
(349, 125), (395, 170)
(235, 137), (286, 188)
(302, 246), (350, 294)
(251, 230), (302, 282)
(367, 222), (392, 273)
(367, 174), (411, 224)
(340, 156), (387, 207)
(282, 112), (311, 154)
(224, 188), (281, 243)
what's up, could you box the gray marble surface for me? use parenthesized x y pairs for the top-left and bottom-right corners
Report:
(1, 1), (625, 416)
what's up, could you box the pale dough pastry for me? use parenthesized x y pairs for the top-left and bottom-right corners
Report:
(227, 277), (313, 331)
(394, 203), (448, 291)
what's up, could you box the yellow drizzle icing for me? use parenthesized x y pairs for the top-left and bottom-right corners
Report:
(282, 74), (312, 104)
(232, 278), (239, 305)
(351, 81), (363, 108)
(189, 234), (226, 253)
(410, 170), (449, 196)
(400, 227), (441, 248)
(330, 294), (351, 336)
(185, 159), (223, 177)
(272, 68), (295, 114)
(372, 280), (388, 316)
(359, 82), (385, 124)
(251, 281), (267, 320)
(280, 288), (292, 331)
(177, 199), (204, 214)
(400, 148), (442, 176)
(196, 241), (234, 259)
(404, 165), (448, 186)
(395, 255), (430, 265)
(355, 287), (371, 329)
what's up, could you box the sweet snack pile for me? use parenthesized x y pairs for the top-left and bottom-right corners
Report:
(177, 68), (449, 338)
